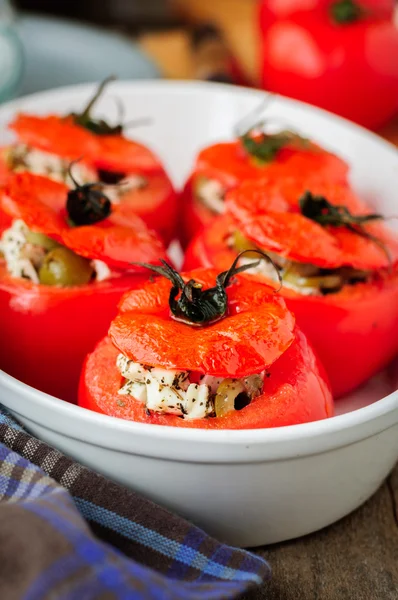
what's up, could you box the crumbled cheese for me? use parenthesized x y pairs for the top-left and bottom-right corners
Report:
(91, 259), (112, 282)
(6, 145), (96, 185)
(104, 174), (147, 204)
(240, 257), (317, 296)
(116, 356), (265, 420)
(240, 256), (281, 283)
(196, 178), (225, 214)
(119, 381), (147, 403)
(1, 219), (112, 284)
(0, 220), (39, 282)
(184, 383), (213, 420)
(116, 356), (218, 419)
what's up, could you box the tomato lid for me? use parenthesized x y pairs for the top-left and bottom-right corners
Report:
(110, 267), (296, 377)
(1, 172), (166, 270)
(240, 212), (397, 270)
(196, 136), (348, 189)
(227, 176), (364, 222)
(93, 135), (164, 175)
(10, 114), (99, 161)
(2, 173), (66, 239)
(62, 220), (165, 271)
(10, 114), (163, 177)
(227, 178), (398, 270)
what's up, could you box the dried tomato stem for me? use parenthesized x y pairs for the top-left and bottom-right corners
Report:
(330, 0), (364, 24)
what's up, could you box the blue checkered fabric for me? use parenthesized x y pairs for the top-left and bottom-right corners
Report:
(0, 406), (270, 599)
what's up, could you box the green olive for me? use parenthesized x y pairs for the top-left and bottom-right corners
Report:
(283, 271), (343, 292)
(215, 378), (247, 418)
(232, 230), (259, 256)
(26, 231), (61, 251)
(283, 261), (320, 278)
(38, 247), (94, 287)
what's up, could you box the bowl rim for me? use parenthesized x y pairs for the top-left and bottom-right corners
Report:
(2, 78), (398, 153)
(1, 366), (397, 453)
(0, 80), (397, 456)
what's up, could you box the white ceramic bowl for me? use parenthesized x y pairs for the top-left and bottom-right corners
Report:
(0, 81), (398, 548)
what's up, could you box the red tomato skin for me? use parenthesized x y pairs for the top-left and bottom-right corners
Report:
(195, 140), (348, 190)
(78, 330), (333, 429)
(179, 176), (218, 248)
(283, 277), (398, 398)
(260, 0), (395, 25)
(0, 264), (149, 403)
(183, 216), (398, 397)
(10, 114), (99, 161)
(116, 172), (178, 246)
(92, 135), (163, 176)
(0, 155), (11, 233)
(0, 151), (8, 186)
(110, 283), (295, 379)
(0, 212), (11, 234)
(260, 11), (398, 129)
(180, 140), (348, 246)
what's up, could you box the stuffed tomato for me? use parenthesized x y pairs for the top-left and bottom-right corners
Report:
(0, 171), (167, 402)
(180, 124), (349, 246)
(0, 78), (178, 244)
(184, 178), (398, 398)
(79, 256), (333, 428)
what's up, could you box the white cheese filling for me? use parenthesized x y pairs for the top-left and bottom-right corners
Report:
(104, 175), (148, 204)
(6, 146), (147, 203)
(6, 145), (96, 185)
(195, 177), (226, 214)
(240, 256), (318, 296)
(116, 354), (264, 420)
(0, 219), (112, 283)
(90, 259), (112, 282)
(0, 220), (40, 282)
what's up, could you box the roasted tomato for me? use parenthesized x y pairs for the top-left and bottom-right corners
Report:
(79, 261), (333, 428)
(0, 172), (167, 402)
(180, 128), (348, 246)
(184, 179), (398, 398)
(1, 79), (178, 245)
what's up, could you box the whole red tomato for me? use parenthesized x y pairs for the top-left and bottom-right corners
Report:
(6, 109), (178, 245)
(0, 173), (167, 402)
(260, 0), (398, 129)
(184, 175), (398, 398)
(79, 267), (333, 428)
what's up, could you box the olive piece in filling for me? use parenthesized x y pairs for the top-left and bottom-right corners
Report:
(231, 232), (370, 295)
(232, 230), (262, 256)
(39, 247), (94, 287)
(215, 378), (248, 417)
(25, 231), (61, 252)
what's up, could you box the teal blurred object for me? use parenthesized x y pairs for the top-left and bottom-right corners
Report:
(15, 14), (160, 96)
(0, 1), (24, 102)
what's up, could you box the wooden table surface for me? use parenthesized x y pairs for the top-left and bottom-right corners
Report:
(139, 0), (398, 145)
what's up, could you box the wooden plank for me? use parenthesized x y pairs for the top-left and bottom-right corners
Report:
(170, 0), (259, 82)
(246, 464), (398, 599)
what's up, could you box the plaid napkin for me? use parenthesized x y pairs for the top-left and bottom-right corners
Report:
(0, 406), (270, 599)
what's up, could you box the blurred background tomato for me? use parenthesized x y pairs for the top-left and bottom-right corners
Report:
(1, 0), (397, 135)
